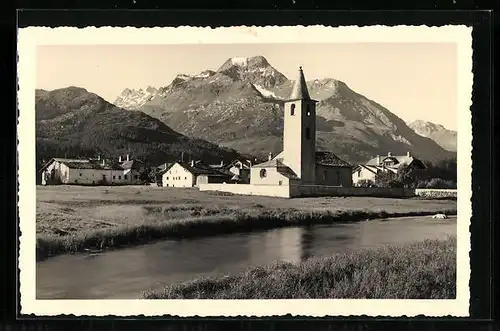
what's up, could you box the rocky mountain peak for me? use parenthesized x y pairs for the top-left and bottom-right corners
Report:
(216, 56), (288, 88)
(408, 120), (457, 152)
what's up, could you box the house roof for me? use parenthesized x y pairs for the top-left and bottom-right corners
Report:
(226, 159), (252, 169)
(353, 164), (397, 174)
(251, 158), (299, 179)
(120, 159), (143, 170)
(162, 161), (231, 177)
(256, 151), (351, 168)
(315, 151), (352, 168)
(365, 154), (426, 169)
(63, 160), (123, 170)
(41, 157), (140, 171)
(276, 166), (299, 179)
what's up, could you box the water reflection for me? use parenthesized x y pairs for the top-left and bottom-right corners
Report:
(37, 216), (456, 299)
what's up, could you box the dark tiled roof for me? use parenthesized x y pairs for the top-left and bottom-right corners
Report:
(163, 161), (231, 177)
(252, 158), (283, 168)
(277, 166), (299, 179)
(252, 158), (299, 179)
(62, 160), (123, 170)
(365, 154), (426, 169)
(315, 151), (352, 167)
(120, 160), (143, 170)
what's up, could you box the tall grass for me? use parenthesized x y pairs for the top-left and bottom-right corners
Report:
(143, 237), (457, 299)
(36, 207), (457, 262)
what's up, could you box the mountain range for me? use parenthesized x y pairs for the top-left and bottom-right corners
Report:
(408, 120), (457, 152)
(35, 87), (243, 168)
(114, 55), (455, 163)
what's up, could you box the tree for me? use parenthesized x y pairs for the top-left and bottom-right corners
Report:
(375, 169), (402, 188)
(397, 164), (418, 188)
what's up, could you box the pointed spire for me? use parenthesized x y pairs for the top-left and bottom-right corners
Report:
(289, 66), (311, 100)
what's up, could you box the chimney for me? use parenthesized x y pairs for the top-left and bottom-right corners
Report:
(407, 151), (411, 157)
(268, 152), (273, 161)
(181, 151), (185, 163)
(101, 159), (105, 166)
(376, 155), (380, 165)
(119, 156), (122, 162)
(387, 152), (392, 157)
(190, 160), (195, 167)
(97, 154), (101, 161)
(126, 154), (130, 161)
(220, 160), (224, 166)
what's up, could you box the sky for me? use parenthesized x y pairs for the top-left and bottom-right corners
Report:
(36, 43), (457, 130)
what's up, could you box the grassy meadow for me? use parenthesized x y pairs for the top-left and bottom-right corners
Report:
(36, 185), (457, 261)
(143, 236), (457, 300)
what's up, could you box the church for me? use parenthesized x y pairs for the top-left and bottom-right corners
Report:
(249, 67), (353, 188)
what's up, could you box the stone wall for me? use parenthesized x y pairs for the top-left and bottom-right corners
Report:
(199, 184), (291, 198)
(199, 184), (457, 199)
(289, 185), (415, 198)
(415, 189), (457, 199)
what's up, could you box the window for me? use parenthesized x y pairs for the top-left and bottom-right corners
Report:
(305, 127), (311, 140)
(124, 175), (128, 180)
(185, 177), (187, 180)
(322, 171), (327, 181)
(357, 170), (361, 177)
(118, 175), (121, 180)
(278, 180), (282, 186)
(113, 175), (116, 180)
(290, 104), (295, 115)
(306, 105), (311, 116)
(79, 173), (82, 176)
(134, 175), (138, 179)
(260, 169), (267, 178)
(166, 184), (169, 187)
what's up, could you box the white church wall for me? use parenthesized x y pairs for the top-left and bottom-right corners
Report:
(249, 167), (289, 186)
(199, 184), (291, 198)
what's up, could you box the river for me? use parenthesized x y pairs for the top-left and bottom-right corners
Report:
(36, 216), (456, 299)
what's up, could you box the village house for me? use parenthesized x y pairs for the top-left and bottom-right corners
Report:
(40, 155), (145, 186)
(159, 160), (232, 188)
(352, 151), (426, 186)
(249, 67), (353, 188)
(223, 159), (252, 184)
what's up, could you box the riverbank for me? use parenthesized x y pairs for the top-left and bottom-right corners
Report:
(36, 185), (457, 261)
(143, 236), (456, 299)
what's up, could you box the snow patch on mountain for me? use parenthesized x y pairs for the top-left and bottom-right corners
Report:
(231, 57), (249, 66)
(253, 84), (282, 99)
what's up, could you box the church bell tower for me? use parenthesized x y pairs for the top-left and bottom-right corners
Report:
(283, 66), (317, 184)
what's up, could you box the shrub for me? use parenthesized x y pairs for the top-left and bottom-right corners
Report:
(356, 179), (376, 188)
(425, 178), (456, 189)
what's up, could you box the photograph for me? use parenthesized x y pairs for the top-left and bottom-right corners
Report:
(17, 25), (472, 317)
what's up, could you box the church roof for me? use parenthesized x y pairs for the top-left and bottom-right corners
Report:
(289, 66), (312, 101)
(315, 151), (352, 168)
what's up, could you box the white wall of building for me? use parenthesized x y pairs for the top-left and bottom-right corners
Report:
(250, 167), (289, 186)
(41, 159), (144, 186)
(352, 167), (377, 185)
(161, 163), (195, 188)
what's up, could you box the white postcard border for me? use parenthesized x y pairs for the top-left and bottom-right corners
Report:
(18, 25), (473, 317)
